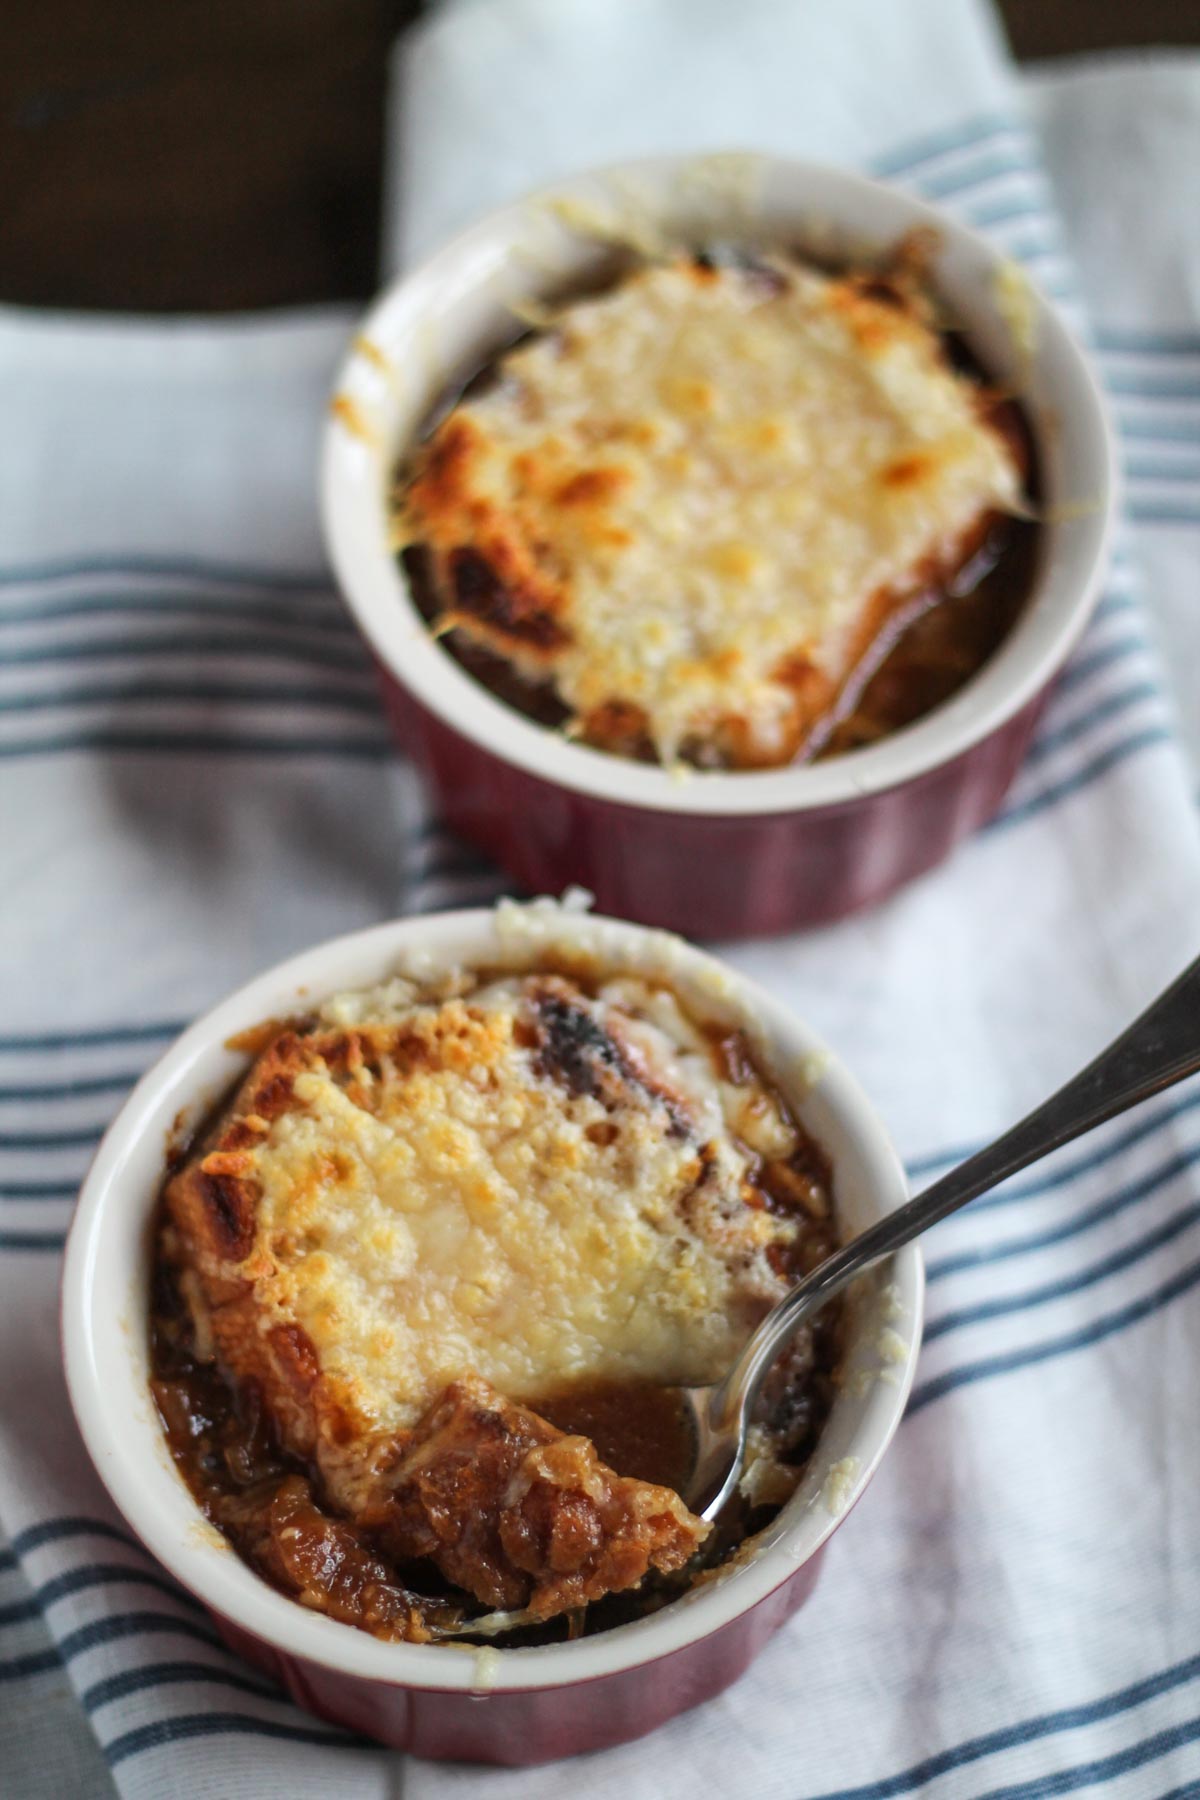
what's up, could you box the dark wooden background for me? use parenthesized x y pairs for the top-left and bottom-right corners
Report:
(2, 0), (1197, 311)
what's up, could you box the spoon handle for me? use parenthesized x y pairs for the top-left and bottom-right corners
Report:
(717, 951), (1200, 1424)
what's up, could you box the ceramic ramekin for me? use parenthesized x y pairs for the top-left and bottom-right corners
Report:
(321, 154), (1116, 940)
(62, 900), (921, 1764)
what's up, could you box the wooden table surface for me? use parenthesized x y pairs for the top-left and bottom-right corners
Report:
(1, 0), (1196, 312)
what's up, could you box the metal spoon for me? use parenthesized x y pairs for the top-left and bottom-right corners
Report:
(686, 949), (1200, 1523)
(442, 952), (1200, 1640)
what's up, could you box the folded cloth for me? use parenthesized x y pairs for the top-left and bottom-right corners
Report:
(1026, 53), (1200, 779)
(3, 2), (1200, 1793)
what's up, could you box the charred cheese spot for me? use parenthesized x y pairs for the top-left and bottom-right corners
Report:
(197, 1167), (256, 1261)
(445, 545), (570, 653)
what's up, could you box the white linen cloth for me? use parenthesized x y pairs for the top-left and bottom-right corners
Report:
(3, 3), (1200, 1793)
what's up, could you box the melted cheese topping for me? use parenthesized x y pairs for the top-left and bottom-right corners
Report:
(242, 975), (805, 1434)
(393, 255), (1024, 763)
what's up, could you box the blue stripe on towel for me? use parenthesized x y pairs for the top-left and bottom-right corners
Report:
(0, 1022), (184, 1050)
(927, 1141), (1200, 1280)
(1115, 414), (1200, 446)
(0, 554), (330, 592)
(0, 1231), (66, 1252)
(0, 729), (392, 762)
(0, 682), (381, 718)
(962, 193), (1057, 233)
(0, 594), (351, 633)
(806, 1650), (1200, 1800)
(1096, 327), (1200, 355)
(0, 631), (369, 672)
(908, 1090), (1200, 1200)
(0, 1647), (64, 1682)
(914, 148), (1038, 202)
(987, 727), (1174, 832)
(972, 1714), (1200, 1800)
(103, 1713), (365, 1768)
(0, 1072), (143, 1101)
(0, 1127), (101, 1149)
(8, 1518), (148, 1560)
(1127, 499), (1200, 527)
(2, 1184), (79, 1200)
(1104, 370), (1200, 401)
(81, 1661), (280, 1712)
(1023, 682), (1166, 769)
(55, 1611), (221, 1661)
(0, 682), (1171, 813)
(1123, 458), (1200, 484)
(909, 1252), (1200, 1412)
(924, 1195), (1200, 1341)
(1057, 637), (1152, 694)
(0, 1564), (204, 1628)
(870, 114), (1022, 180)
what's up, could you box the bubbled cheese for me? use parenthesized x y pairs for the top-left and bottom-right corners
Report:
(241, 974), (805, 1433)
(393, 255), (1024, 763)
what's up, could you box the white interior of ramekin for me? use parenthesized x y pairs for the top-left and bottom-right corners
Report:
(62, 901), (920, 1694)
(321, 152), (1116, 819)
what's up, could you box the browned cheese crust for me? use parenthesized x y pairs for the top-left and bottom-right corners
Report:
(162, 1014), (706, 1619)
(392, 246), (1027, 768)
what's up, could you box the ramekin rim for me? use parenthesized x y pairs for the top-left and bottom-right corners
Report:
(62, 901), (921, 1694)
(320, 150), (1117, 819)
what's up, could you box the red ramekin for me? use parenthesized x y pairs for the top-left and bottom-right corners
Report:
(61, 902), (922, 1763)
(320, 154), (1115, 940)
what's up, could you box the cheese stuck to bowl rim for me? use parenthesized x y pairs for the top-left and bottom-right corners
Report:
(322, 153), (1116, 817)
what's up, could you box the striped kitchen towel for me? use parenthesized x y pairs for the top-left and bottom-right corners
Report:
(3, 2), (1200, 1794)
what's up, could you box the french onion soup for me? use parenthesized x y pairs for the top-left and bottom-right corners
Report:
(151, 961), (841, 1645)
(390, 236), (1039, 769)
